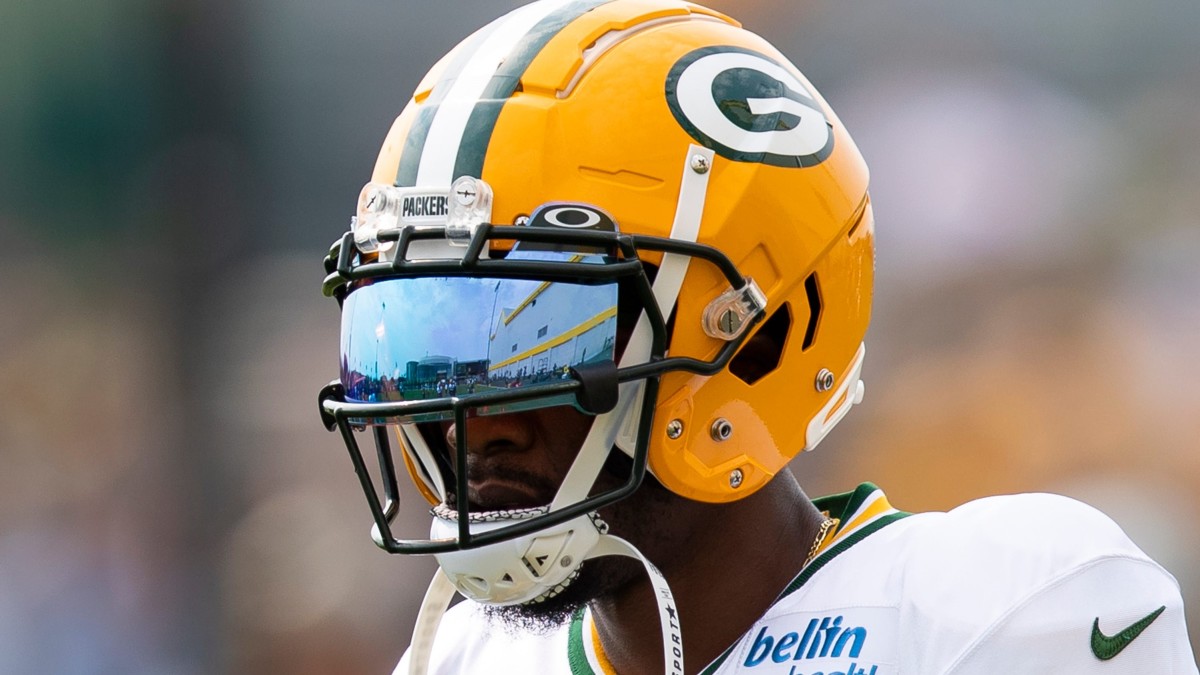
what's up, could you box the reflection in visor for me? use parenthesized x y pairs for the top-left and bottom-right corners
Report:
(340, 252), (618, 421)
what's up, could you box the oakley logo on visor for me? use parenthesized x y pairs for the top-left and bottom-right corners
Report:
(666, 46), (834, 168)
(521, 202), (618, 254)
(527, 203), (617, 232)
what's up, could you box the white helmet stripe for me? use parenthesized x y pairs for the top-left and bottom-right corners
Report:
(404, 0), (613, 188)
(392, 19), (504, 188)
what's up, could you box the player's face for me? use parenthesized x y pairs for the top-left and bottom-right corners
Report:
(441, 405), (592, 512)
(438, 283), (642, 514)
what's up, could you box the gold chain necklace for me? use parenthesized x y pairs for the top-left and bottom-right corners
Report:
(804, 517), (837, 568)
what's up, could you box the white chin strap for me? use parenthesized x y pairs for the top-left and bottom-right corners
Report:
(405, 533), (683, 675)
(587, 535), (685, 675)
(404, 568), (457, 675)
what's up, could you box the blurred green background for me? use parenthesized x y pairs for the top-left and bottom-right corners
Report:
(2, 1), (1197, 672)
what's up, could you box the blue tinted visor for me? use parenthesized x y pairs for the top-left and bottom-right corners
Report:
(340, 252), (619, 421)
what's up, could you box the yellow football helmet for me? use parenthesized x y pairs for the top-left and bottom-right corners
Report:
(319, 0), (872, 609)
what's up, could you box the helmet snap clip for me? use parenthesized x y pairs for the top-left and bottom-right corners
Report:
(701, 279), (767, 341)
(446, 176), (494, 246)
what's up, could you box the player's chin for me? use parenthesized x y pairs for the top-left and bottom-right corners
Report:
(483, 555), (642, 634)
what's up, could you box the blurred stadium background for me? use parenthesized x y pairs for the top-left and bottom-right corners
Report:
(2, 0), (1197, 672)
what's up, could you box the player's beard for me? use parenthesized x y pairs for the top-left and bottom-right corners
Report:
(483, 451), (686, 634)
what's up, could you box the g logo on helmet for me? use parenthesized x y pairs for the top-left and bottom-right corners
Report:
(666, 46), (834, 168)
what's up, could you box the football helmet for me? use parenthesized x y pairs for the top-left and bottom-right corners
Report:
(319, 0), (872, 669)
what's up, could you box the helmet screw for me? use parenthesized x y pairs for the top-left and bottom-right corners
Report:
(710, 418), (733, 442)
(514, 214), (530, 226)
(815, 369), (835, 392)
(560, 556), (573, 568)
(718, 309), (740, 334)
(453, 178), (479, 205)
(666, 419), (684, 439)
(729, 468), (744, 489)
(690, 154), (710, 174)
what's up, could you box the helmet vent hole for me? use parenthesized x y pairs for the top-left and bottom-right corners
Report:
(802, 273), (822, 351)
(461, 576), (490, 596)
(729, 303), (791, 385)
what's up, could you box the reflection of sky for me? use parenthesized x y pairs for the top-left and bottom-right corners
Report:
(341, 250), (612, 378)
(342, 277), (539, 377)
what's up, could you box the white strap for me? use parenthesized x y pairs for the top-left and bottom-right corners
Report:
(621, 144), (713, 372)
(548, 393), (624, 512)
(552, 145), (715, 511)
(615, 144), (713, 453)
(400, 422), (448, 502)
(588, 535), (684, 675)
(405, 568), (458, 675)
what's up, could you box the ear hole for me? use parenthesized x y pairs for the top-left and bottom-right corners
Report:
(730, 303), (792, 385)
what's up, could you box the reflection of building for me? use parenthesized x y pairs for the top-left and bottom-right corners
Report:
(401, 356), (488, 385)
(411, 355), (453, 384)
(488, 281), (616, 384)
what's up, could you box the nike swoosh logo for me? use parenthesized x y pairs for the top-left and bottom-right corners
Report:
(1091, 606), (1166, 661)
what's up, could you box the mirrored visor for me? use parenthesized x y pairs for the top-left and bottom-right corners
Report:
(340, 252), (619, 422)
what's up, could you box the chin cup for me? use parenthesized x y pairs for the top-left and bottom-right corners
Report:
(429, 510), (605, 606)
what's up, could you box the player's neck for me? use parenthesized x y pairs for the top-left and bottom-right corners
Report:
(590, 473), (824, 675)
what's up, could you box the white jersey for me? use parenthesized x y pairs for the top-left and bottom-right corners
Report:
(396, 484), (1198, 674)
